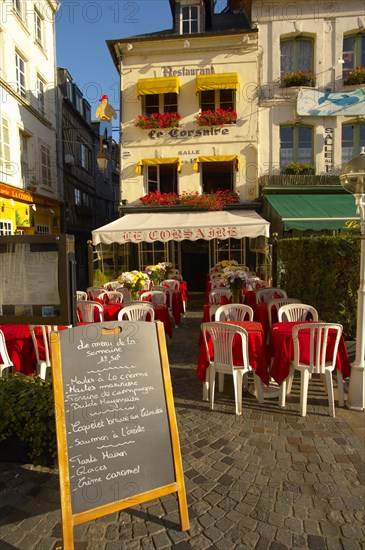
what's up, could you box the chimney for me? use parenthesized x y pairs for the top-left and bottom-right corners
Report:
(228, 0), (251, 20)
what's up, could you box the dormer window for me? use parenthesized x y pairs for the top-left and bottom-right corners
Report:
(180, 5), (199, 34)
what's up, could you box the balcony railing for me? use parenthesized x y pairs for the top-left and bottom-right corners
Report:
(260, 174), (341, 188)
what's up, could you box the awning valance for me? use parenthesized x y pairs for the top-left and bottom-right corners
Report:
(92, 210), (270, 245)
(137, 77), (180, 96)
(136, 158), (182, 174)
(264, 194), (359, 231)
(196, 73), (239, 92)
(193, 155), (240, 171)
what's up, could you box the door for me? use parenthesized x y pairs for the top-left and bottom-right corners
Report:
(181, 239), (209, 291)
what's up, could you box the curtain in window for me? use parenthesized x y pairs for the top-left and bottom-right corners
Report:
(280, 41), (293, 74)
(298, 40), (313, 72)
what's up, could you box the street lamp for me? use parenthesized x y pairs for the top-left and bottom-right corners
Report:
(96, 147), (108, 173)
(340, 146), (365, 411)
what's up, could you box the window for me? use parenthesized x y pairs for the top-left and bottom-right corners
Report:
(144, 93), (178, 116)
(201, 89), (235, 113)
(342, 34), (365, 79)
(75, 89), (83, 113)
(280, 37), (314, 74)
(180, 5), (199, 34)
(280, 125), (313, 167)
(201, 161), (234, 194)
(19, 132), (30, 186)
(145, 164), (178, 194)
(139, 242), (168, 270)
(0, 117), (11, 174)
(34, 9), (43, 45)
(13, 0), (23, 18)
(74, 188), (81, 205)
(342, 123), (365, 163)
(0, 221), (12, 235)
(36, 76), (45, 115)
(81, 144), (91, 172)
(15, 51), (26, 97)
(36, 224), (50, 234)
(40, 144), (51, 186)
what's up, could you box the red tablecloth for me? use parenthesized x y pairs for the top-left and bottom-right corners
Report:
(197, 321), (269, 385)
(269, 322), (351, 386)
(0, 324), (35, 376)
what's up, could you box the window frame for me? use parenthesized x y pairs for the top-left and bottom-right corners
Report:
(342, 122), (365, 163)
(180, 5), (199, 34)
(200, 89), (235, 113)
(40, 143), (51, 187)
(280, 36), (314, 75)
(15, 51), (26, 97)
(0, 221), (13, 235)
(279, 124), (314, 168)
(0, 116), (12, 175)
(36, 224), (50, 235)
(80, 143), (91, 172)
(143, 93), (178, 116)
(144, 163), (178, 195)
(36, 75), (45, 115)
(74, 188), (81, 206)
(342, 33), (365, 80)
(19, 131), (30, 187)
(34, 8), (43, 46)
(201, 161), (235, 194)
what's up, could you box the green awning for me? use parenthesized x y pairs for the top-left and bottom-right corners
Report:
(264, 194), (359, 231)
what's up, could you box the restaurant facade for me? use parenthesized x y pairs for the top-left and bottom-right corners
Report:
(97, 0), (270, 289)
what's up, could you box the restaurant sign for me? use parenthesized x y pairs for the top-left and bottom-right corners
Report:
(118, 226), (239, 243)
(148, 127), (230, 139)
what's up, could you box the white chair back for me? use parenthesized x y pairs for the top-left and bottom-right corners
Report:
(256, 287), (287, 304)
(267, 298), (302, 337)
(105, 291), (123, 303)
(76, 290), (87, 301)
(209, 288), (232, 305)
(103, 280), (121, 291)
(86, 287), (107, 300)
(139, 290), (167, 305)
(77, 300), (104, 322)
(116, 287), (132, 303)
(118, 303), (155, 321)
(278, 303), (319, 323)
(29, 325), (57, 380)
(0, 329), (14, 378)
(214, 304), (254, 322)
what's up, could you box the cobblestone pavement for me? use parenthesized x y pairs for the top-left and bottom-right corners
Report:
(0, 309), (364, 550)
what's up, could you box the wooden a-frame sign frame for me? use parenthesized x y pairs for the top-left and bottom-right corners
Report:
(51, 321), (189, 550)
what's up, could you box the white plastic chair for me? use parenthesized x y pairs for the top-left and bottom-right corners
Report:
(161, 279), (180, 291)
(29, 325), (58, 380)
(118, 303), (155, 321)
(200, 322), (261, 416)
(0, 329), (14, 377)
(105, 291), (123, 303)
(103, 281), (121, 291)
(76, 290), (87, 301)
(139, 290), (167, 305)
(211, 279), (228, 289)
(116, 287), (132, 303)
(278, 303), (319, 323)
(256, 287), (287, 304)
(77, 300), (104, 322)
(214, 304), (254, 322)
(86, 286), (107, 300)
(280, 323), (343, 417)
(267, 298), (302, 341)
(209, 288), (232, 305)
(169, 273), (183, 282)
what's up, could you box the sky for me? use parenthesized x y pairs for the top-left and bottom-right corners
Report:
(55, 0), (174, 125)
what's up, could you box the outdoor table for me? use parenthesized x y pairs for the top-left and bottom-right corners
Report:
(269, 321), (351, 386)
(197, 320), (269, 386)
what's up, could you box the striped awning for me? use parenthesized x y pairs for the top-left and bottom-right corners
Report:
(137, 77), (180, 96)
(136, 158), (182, 174)
(196, 73), (239, 92)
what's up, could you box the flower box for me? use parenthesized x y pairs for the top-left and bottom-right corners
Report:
(135, 112), (180, 129)
(343, 67), (365, 86)
(281, 70), (315, 88)
(139, 190), (239, 211)
(283, 162), (315, 175)
(195, 108), (237, 127)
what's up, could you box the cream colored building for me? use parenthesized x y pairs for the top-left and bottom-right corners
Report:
(254, 0), (365, 176)
(104, 0), (271, 287)
(0, 0), (61, 235)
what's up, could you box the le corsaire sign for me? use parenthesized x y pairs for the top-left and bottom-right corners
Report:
(92, 211), (270, 245)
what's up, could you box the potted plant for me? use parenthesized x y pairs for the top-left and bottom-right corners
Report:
(195, 108), (237, 126)
(283, 161), (315, 175)
(281, 69), (315, 88)
(134, 112), (180, 129)
(343, 66), (365, 85)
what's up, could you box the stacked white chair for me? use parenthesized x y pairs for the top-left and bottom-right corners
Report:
(0, 329), (14, 378)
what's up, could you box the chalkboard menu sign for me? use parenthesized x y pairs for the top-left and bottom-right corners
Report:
(51, 321), (188, 549)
